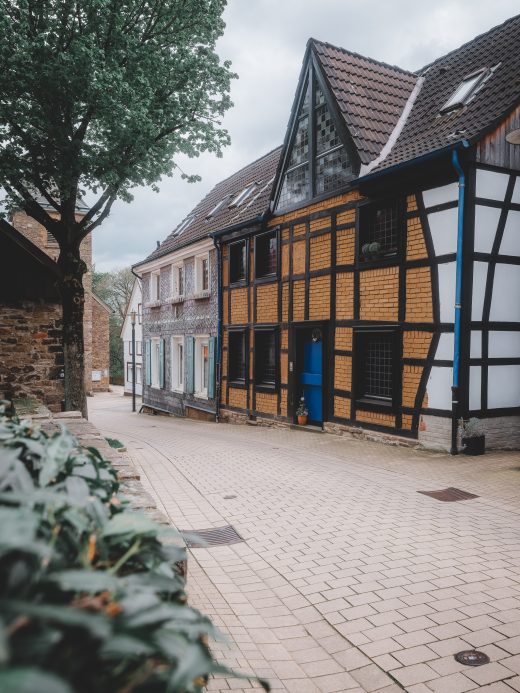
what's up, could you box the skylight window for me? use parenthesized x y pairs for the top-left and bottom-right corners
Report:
(441, 69), (486, 113)
(229, 182), (258, 208)
(173, 215), (194, 236)
(206, 196), (230, 219)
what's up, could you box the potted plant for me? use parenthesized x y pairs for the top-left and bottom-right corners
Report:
(361, 241), (382, 261)
(296, 397), (308, 426)
(460, 417), (485, 455)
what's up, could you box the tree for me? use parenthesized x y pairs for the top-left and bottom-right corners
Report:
(0, 0), (234, 416)
(93, 266), (134, 380)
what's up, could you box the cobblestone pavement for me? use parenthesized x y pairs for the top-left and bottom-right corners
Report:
(90, 389), (520, 692)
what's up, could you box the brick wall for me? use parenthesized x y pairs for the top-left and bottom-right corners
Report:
(359, 267), (399, 321)
(256, 283), (278, 323)
(92, 298), (110, 391)
(0, 300), (64, 411)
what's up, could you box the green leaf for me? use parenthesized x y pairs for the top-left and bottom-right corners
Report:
(40, 429), (75, 486)
(46, 570), (120, 594)
(0, 668), (73, 693)
(101, 512), (164, 539)
(100, 634), (155, 658)
(2, 601), (112, 640)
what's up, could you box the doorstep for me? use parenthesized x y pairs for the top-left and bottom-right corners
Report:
(290, 423), (324, 434)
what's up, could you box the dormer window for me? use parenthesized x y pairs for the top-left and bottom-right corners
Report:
(441, 69), (486, 113)
(229, 183), (258, 208)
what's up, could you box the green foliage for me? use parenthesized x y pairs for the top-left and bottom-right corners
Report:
(0, 407), (269, 692)
(105, 437), (124, 449)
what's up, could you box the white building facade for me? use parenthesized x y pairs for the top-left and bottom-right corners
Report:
(120, 279), (143, 396)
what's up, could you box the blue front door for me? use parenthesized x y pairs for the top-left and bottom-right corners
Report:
(301, 339), (323, 423)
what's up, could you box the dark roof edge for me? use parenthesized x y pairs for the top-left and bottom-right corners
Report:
(417, 13), (520, 74)
(309, 37), (417, 76)
(358, 139), (471, 184)
(1, 221), (63, 277)
(210, 214), (265, 239)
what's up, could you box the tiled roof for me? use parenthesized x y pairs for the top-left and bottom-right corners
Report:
(311, 40), (418, 165)
(138, 146), (282, 265)
(371, 14), (520, 171)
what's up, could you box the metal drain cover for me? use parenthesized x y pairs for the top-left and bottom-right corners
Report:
(418, 487), (479, 502)
(454, 650), (490, 666)
(180, 524), (244, 549)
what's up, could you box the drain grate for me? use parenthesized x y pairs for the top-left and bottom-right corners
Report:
(418, 487), (479, 502)
(180, 525), (244, 549)
(455, 650), (490, 666)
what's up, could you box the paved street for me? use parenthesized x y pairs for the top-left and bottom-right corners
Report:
(90, 389), (520, 692)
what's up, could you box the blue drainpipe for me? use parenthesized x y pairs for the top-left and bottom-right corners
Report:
(450, 143), (470, 454)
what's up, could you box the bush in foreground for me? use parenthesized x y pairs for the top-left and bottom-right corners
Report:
(0, 407), (268, 692)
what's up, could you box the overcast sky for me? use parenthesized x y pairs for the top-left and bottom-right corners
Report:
(93, 0), (519, 271)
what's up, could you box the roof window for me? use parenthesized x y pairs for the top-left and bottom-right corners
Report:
(173, 215), (194, 236)
(441, 69), (486, 113)
(206, 196), (230, 219)
(229, 182), (258, 208)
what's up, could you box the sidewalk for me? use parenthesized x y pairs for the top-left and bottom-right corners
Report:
(91, 389), (520, 692)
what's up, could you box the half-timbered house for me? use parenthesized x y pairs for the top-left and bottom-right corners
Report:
(216, 15), (520, 451)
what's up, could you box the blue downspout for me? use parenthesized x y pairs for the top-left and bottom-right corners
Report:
(450, 143), (470, 454)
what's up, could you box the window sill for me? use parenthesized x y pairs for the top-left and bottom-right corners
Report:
(228, 380), (247, 389)
(254, 383), (277, 393)
(193, 290), (210, 300)
(194, 391), (208, 400)
(358, 255), (399, 269)
(145, 300), (161, 308)
(355, 397), (396, 413)
(229, 279), (247, 288)
(255, 273), (278, 284)
(172, 388), (184, 394)
(169, 295), (185, 304)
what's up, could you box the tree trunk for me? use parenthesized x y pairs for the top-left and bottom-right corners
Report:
(57, 244), (88, 418)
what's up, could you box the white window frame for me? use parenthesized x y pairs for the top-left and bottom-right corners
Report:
(194, 253), (210, 297)
(229, 182), (257, 208)
(171, 336), (184, 392)
(150, 337), (160, 388)
(441, 69), (486, 112)
(194, 335), (209, 399)
(135, 364), (142, 385)
(171, 262), (185, 301)
(150, 271), (161, 303)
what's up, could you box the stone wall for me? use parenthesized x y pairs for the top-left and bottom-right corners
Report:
(92, 297), (110, 392)
(0, 300), (64, 411)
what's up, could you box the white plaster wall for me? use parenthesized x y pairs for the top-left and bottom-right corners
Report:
(426, 366), (453, 410)
(499, 210), (520, 256)
(474, 205), (501, 254)
(436, 332), (454, 360)
(422, 183), (459, 208)
(512, 176), (520, 204)
(437, 262), (456, 323)
(471, 331), (482, 358)
(489, 331), (520, 358)
(469, 366), (481, 411)
(488, 365), (520, 408)
(428, 207), (458, 256)
(471, 261), (488, 321)
(476, 169), (509, 201)
(490, 265), (520, 322)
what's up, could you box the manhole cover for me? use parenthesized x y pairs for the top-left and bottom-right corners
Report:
(418, 487), (479, 502)
(180, 525), (244, 549)
(454, 650), (490, 666)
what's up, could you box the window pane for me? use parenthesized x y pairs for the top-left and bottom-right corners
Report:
(178, 267), (184, 295)
(256, 331), (276, 386)
(362, 336), (393, 400)
(315, 91), (341, 154)
(256, 231), (277, 278)
(202, 258), (209, 291)
(278, 163), (310, 210)
(203, 344), (209, 389)
(443, 73), (483, 110)
(288, 114), (309, 168)
(361, 202), (400, 259)
(230, 241), (246, 283)
(179, 345), (183, 386)
(229, 331), (246, 381)
(315, 147), (353, 194)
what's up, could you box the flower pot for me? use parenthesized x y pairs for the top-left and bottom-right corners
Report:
(297, 415), (308, 426)
(462, 435), (485, 455)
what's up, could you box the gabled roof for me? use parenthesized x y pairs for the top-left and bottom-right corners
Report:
(311, 40), (418, 165)
(372, 13), (520, 172)
(137, 146), (282, 266)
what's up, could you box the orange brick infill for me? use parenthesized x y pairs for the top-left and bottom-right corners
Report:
(402, 365), (423, 408)
(406, 267), (433, 322)
(356, 409), (396, 427)
(336, 208), (356, 225)
(280, 352), (288, 384)
(230, 287), (248, 324)
(280, 388), (288, 417)
(336, 228), (355, 265)
(334, 355), (352, 391)
(335, 327), (353, 351)
(228, 387), (247, 409)
(292, 222), (306, 238)
(401, 413), (413, 430)
(309, 275), (331, 320)
(292, 280), (305, 321)
(407, 194), (418, 212)
(336, 273), (354, 320)
(309, 233), (331, 270)
(292, 240), (306, 274)
(269, 190), (361, 226)
(282, 244), (289, 278)
(255, 391), (278, 415)
(403, 331), (432, 359)
(256, 283), (278, 323)
(334, 395), (351, 419)
(281, 328), (288, 350)
(309, 216), (331, 233)
(282, 282), (289, 321)
(359, 267), (399, 321)
(407, 216), (428, 260)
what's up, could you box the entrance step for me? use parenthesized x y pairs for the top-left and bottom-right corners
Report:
(290, 423), (324, 434)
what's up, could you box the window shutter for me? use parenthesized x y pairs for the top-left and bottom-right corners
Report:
(145, 340), (152, 386)
(186, 336), (195, 394)
(208, 337), (216, 399)
(159, 338), (165, 388)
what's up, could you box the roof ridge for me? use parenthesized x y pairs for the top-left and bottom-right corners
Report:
(309, 37), (417, 77)
(418, 12), (520, 74)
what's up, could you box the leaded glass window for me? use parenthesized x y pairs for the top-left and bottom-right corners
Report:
(276, 68), (354, 212)
(254, 329), (277, 388)
(360, 201), (401, 261)
(354, 330), (399, 409)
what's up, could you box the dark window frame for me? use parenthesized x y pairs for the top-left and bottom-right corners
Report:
(254, 229), (278, 280)
(229, 239), (248, 285)
(358, 198), (405, 266)
(353, 327), (401, 413)
(228, 328), (248, 386)
(254, 326), (279, 392)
